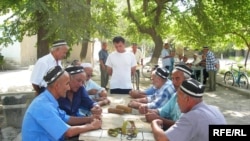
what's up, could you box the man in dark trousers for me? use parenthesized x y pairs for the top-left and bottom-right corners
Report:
(98, 41), (109, 90)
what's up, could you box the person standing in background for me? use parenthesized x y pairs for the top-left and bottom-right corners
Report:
(161, 43), (174, 77)
(203, 46), (217, 91)
(131, 43), (143, 90)
(30, 40), (69, 95)
(98, 41), (109, 90)
(106, 36), (137, 94)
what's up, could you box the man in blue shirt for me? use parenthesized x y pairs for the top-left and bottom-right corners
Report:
(58, 65), (102, 117)
(22, 66), (102, 141)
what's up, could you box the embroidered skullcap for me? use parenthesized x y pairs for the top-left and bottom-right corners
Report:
(175, 64), (192, 76)
(65, 65), (84, 75)
(155, 67), (169, 79)
(52, 40), (68, 48)
(81, 63), (92, 68)
(44, 66), (64, 85)
(203, 46), (209, 49)
(180, 78), (205, 98)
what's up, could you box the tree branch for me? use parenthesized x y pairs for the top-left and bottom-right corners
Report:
(228, 31), (250, 68)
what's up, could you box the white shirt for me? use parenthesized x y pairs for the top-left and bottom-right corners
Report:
(30, 53), (61, 87)
(161, 48), (171, 67)
(192, 56), (202, 66)
(131, 49), (143, 70)
(106, 51), (137, 89)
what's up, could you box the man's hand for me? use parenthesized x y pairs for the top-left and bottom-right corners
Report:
(146, 112), (161, 122)
(128, 100), (141, 109)
(89, 118), (102, 130)
(138, 104), (148, 114)
(88, 89), (98, 95)
(101, 65), (106, 71)
(99, 90), (107, 97)
(151, 119), (163, 129)
(91, 105), (102, 115)
(129, 90), (146, 99)
(129, 90), (139, 98)
(91, 114), (102, 120)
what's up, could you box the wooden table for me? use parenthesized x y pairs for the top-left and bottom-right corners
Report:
(191, 66), (204, 84)
(79, 94), (155, 141)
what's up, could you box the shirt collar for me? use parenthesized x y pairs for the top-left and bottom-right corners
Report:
(43, 89), (59, 107)
(49, 53), (62, 66)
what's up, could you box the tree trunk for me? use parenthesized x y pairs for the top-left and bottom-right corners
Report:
(37, 27), (49, 59)
(80, 40), (89, 61)
(244, 47), (249, 68)
(35, 0), (49, 59)
(80, 0), (91, 61)
(149, 35), (163, 64)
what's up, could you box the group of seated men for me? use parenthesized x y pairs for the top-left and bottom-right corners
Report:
(22, 63), (226, 141)
(128, 64), (226, 141)
(22, 61), (110, 141)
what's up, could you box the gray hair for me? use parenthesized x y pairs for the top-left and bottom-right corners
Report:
(50, 44), (69, 52)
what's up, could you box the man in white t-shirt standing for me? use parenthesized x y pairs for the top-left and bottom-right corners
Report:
(106, 36), (137, 94)
(131, 43), (143, 90)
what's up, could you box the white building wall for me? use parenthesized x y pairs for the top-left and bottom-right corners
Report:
(1, 42), (21, 64)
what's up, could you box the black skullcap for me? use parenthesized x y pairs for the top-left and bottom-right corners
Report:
(155, 67), (169, 79)
(44, 66), (64, 85)
(180, 78), (205, 98)
(65, 65), (84, 75)
(132, 43), (137, 46)
(175, 64), (192, 76)
(203, 46), (209, 49)
(52, 40), (68, 48)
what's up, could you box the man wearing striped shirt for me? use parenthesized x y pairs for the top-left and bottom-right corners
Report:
(128, 67), (175, 109)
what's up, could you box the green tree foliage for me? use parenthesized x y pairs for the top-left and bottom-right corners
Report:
(123, 0), (182, 63)
(173, 0), (250, 66)
(0, 0), (117, 59)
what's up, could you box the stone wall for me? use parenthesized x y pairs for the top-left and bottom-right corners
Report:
(0, 92), (35, 141)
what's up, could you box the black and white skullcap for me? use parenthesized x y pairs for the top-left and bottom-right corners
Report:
(52, 40), (68, 48)
(180, 78), (205, 98)
(155, 67), (169, 79)
(175, 64), (192, 76)
(44, 66), (65, 85)
(81, 63), (92, 68)
(65, 65), (84, 75)
(203, 46), (209, 49)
